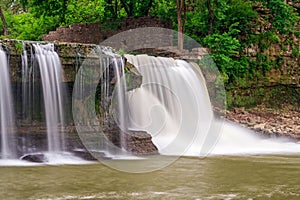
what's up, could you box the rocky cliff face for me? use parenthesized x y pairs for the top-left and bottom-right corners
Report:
(224, 1), (300, 109)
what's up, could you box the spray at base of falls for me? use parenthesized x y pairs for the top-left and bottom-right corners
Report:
(0, 47), (16, 159)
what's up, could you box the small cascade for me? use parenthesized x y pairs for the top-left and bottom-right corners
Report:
(72, 46), (128, 158)
(111, 56), (128, 149)
(0, 46), (16, 159)
(21, 42), (29, 119)
(102, 48), (128, 150)
(33, 43), (65, 153)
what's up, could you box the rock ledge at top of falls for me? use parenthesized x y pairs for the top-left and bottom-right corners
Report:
(0, 38), (110, 57)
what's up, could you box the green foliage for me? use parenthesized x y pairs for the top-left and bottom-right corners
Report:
(291, 45), (300, 58)
(265, 0), (299, 34)
(14, 41), (24, 54)
(185, 0), (257, 41)
(116, 49), (126, 56)
(150, 0), (177, 24)
(64, 0), (105, 25)
(203, 26), (241, 82)
(6, 12), (59, 40)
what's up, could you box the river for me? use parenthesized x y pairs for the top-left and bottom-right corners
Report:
(1, 155), (300, 200)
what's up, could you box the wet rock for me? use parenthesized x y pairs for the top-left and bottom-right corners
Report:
(101, 120), (158, 155)
(124, 130), (158, 155)
(20, 153), (47, 163)
(72, 149), (110, 161)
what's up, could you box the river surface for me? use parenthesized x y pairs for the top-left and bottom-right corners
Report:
(1, 155), (300, 200)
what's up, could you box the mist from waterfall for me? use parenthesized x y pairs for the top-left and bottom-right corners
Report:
(0, 46), (16, 159)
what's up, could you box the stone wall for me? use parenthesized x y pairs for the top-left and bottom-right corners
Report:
(42, 16), (173, 47)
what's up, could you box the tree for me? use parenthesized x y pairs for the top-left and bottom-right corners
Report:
(206, 0), (214, 34)
(176, 0), (186, 50)
(29, 0), (69, 24)
(119, 0), (154, 17)
(0, 6), (8, 35)
(104, 0), (119, 19)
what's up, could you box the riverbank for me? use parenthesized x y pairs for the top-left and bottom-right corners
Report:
(217, 106), (300, 142)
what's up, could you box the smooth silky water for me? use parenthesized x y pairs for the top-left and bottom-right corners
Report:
(0, 155), (300, 200)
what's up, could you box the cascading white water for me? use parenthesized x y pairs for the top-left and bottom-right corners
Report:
(21, 42), (29, 119)
(211, 121), (300, 155)
(0, 46), (16, 159)
(125, 54), (300, 156)
(125, 54), (214, 155)
(33, 43), (65, 153)
(103, 48), (128, 149)
(112, 57), (127, 148)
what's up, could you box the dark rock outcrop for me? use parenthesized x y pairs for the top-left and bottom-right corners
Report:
(20, 153), (47, 163)
(72, 149), (111, 161)
(124, 130), (158, 155)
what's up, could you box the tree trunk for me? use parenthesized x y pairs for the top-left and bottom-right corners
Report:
(120, 0), (134, 17)
(177, 0), (186, 50)
(0, 7), (8, 36)
(207, 0), (214, 34)
(142, 0), (153, 16)
(114, 0), (118, 18)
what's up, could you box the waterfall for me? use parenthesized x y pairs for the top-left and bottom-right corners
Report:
(72, 46), (128, 156)
(1, 40), (299, 165)
(33, 43), (65, 153)
(0, 46), (16, 159)
(102, 48), (128, 150)
(125, 54), (300, 156)
(111, 55), (128, 149)
(125, 54), (214, 155)
(21, 42), (29, 119)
